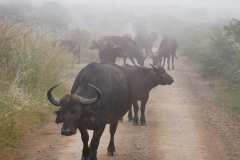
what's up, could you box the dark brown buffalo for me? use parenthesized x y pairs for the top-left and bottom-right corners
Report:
(134, 32), (158, 57)
(90, 36), (145, 65)
(47, 63), (131, 160)
(156, 37), (178, 70)
(122, 64), (174, 125)
(90, 40), (123, 64)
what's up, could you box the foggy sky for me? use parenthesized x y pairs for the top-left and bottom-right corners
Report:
(37, 0), (237, 8)
(1, 0), (239, 9)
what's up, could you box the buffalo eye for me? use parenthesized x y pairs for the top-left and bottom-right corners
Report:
(159, 68), (166, 74)
(69, 109), (76, 114)
(69, 106), (80, 114)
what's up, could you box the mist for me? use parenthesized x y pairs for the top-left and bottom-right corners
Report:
(2, 0), (240, 159)
(1, 0), (239, 50)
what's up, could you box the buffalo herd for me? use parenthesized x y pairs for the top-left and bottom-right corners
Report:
(47, 33), (177, 160)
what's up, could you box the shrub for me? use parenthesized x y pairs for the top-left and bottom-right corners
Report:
(0, 20), (71, 151)
(180, 19), (240, 112)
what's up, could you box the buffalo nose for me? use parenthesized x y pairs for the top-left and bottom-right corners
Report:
(169, 78), (174, 84)
(61, 128), (75, 136)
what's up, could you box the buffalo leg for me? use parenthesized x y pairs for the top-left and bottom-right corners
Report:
(123, 57), (127, 65)
(140, 95), (149, 125)
(128, 105), (133, 122)
(112, 57), (117, 64)
(171, 55), (175, 70)
(107, 121), (118, 156)
(79, 128), (89, 160)
(88, 125), (106, 160)
(130, 57), (137, 66)
(162, 57), (166, 68)
(167, 56), (170, 70)
(133, 101), (139, 125)
(159, 56), (163, 67)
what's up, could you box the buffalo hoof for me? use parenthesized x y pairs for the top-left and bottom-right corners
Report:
(128, 115), (133, 122)
(133, 121), (139, 126)
(88, 151), (97, 160)
(128, 117), (133, 122)
(140, 117), (146, 126)
(81, 157), (88, 160)
(88, 156), (97, 160)
(107, 150), (116, 156)
(107, 145), (116, 156)
(140, 121), (146, 126)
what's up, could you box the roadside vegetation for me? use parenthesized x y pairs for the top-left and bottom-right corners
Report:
(1, 1), (240, 159)
(0, 2), (100, 158)
(180, 19), (240, 113)
(0, 20), (71, 159)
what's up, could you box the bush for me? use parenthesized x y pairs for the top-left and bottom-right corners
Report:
(180, 19), (240, 112)
(0, 20), (71, 152)
(180, 20), (240, 85)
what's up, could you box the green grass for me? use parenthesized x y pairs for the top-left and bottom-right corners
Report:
(0, 21), (71, 157)
(217, 86), (240, 113)
(179, 20), (240, 114)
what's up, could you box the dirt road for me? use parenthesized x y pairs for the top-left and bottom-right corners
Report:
(19, 58), (240, 160)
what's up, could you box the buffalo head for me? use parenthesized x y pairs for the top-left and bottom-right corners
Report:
(47, 84), (101, 136)
(151, 65), (174, 85)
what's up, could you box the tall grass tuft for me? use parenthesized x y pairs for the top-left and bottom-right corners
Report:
(0, 20), (71, 154)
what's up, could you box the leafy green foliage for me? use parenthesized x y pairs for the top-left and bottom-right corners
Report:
(181, 19), (240, 112)
(181, 19), (240, 88)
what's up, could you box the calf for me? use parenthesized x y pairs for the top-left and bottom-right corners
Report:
(123, 64), (174, 125)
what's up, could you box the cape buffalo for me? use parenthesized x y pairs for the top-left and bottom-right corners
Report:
(47, 63), (131, 160)
(156, 37), (178, 70)
(134, 32), (158, 57)
(90, 40), (123, 64)
(123, 64), (174, 125)
(90, 36), (145, 65)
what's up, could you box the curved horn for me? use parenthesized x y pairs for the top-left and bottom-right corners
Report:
(150, 64), (157, 69)
(47, 84), (61, 106)
(75, 84), (102, 105)
(151, 64), (160, 72)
